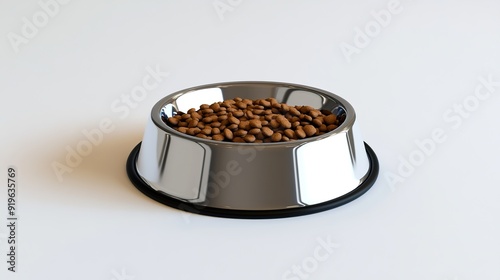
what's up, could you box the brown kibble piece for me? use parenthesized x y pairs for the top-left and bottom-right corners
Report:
(295, 129), (306, 139)
(227, 123), (239, 130)
(239, 121), (250, 130)
(303, 125), (316, 137)
(312, 118), (323, 127)
(301, 114), (313, 122)
(223, 128), (233, 140)
(261, 126), (273, 137)
(260, 100), (271, 107)
(271, 132), (282, 142)
(244, 134), (256, 143)
(212, 134), (224, 141)
(327, 124), (338, 131)
(269, 119), (280, 129)
(253, 109), (264, 115)
(187, 127), (201, 135)
(249, 128), (261, 135)
(245, 110), (254, 119)
(236, 102), (247, 109)
(201, 127), (212, 135)
(234, 129), (248, 137)
(212, 127), (221, 135)
(196, 133), (209, 139)
(309, 110), (320, 118)
(242, 98), (253, 105)
(289, 107), (300, 116)
(271, 101), (281, 109)
(233, 137), (245, 143)
(300, 106), (314, 114)
(210, 103), (220, 111)
(284, 129), (295, 139)
(232, 110), (244, 118)
(222, 100), (234, 107)
(202, 115), (218, 123)
(228, 116), (240, 125)
(168, 117), (179, 125)
(276, 115), (292, 129)
(249, 119), (262, 128)
(324, 114), (337, 125)
(188, 119), (199, 128)
(191, 112), (202, 120)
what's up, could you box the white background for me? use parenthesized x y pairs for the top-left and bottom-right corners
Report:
(1, 0), (500, 279)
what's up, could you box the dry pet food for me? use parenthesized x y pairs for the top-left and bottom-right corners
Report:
(163, 98), (342, 143)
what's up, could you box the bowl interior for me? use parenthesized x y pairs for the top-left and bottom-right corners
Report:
(157, 82), (350, 130)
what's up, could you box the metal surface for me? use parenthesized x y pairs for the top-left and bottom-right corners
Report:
(136, 81), (371, 211)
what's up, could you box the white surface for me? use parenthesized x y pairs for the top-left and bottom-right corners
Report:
(1, 0), (500, 279)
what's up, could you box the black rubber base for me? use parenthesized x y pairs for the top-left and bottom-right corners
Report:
(126, 142), (379, 219)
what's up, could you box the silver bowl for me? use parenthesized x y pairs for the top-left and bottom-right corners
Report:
(126, 81), (378, 218)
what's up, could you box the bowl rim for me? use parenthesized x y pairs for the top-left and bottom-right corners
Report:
(150, 81), (357, 146)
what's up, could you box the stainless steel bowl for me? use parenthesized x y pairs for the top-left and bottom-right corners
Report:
(126, 81), (379, 218)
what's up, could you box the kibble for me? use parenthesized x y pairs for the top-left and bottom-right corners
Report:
(223, 128), (233, 140)
(261, 126), (274, 137)
(249, 128), (261, 135)
(324, 114), (337, 125)
(228, 116), (240, 125)
(284, 129), (295, 139)
(249, 119), (262, 128)
(163, 98), (343, 143)
(303, 125), (316, 137)
(276, 115), (292, 129)
(168, 117), (179, 125)
(295, 128), (306, 139)
(271, 132), (282, 142)
(212, 134), (224, 141)
(244, 134), (256, 143)
(234, 129), (248, 137)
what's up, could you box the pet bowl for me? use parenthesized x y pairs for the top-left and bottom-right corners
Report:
(126, 81), (379, 219)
